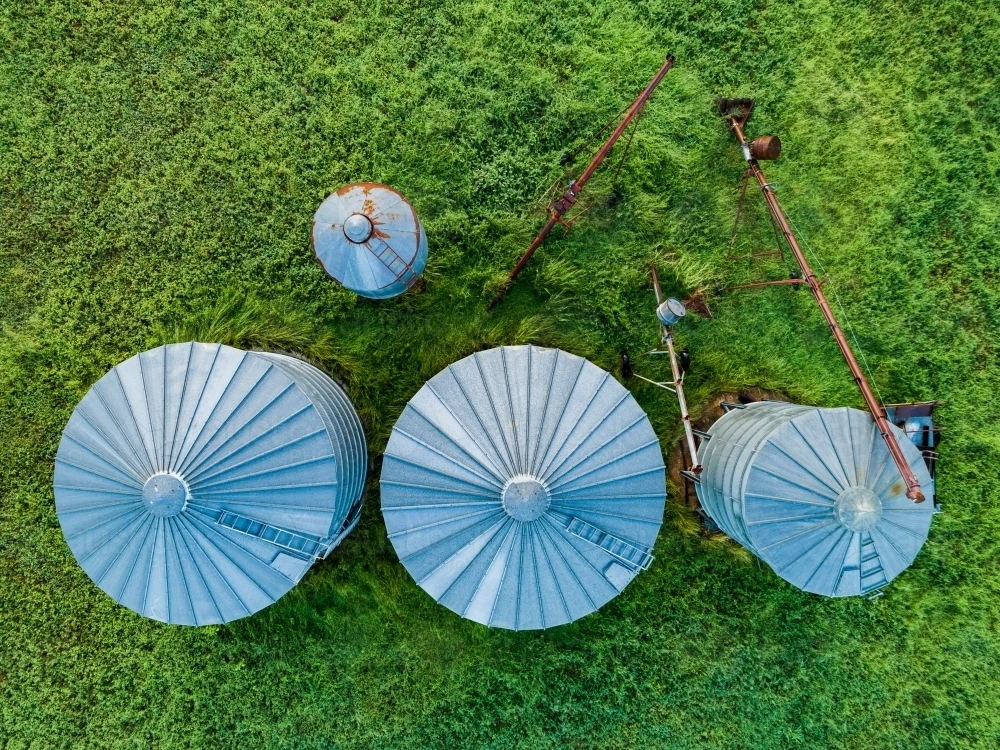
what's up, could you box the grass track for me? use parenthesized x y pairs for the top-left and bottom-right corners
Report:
(2, 0), (1000, 747)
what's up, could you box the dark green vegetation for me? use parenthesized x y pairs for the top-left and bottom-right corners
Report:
(2, 0), (999, 746)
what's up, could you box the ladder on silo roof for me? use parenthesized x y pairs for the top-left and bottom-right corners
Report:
(213, 510), (334, 561)
(859, 532), (887, 594)
(564, 516), (654, 571)
(369, 240), (419, 289)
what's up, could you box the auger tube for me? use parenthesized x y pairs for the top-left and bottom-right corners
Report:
(723, 116), (924, 503)
(487, 55), (676, 311)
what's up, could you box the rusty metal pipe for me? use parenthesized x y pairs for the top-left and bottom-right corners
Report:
(651, 266), (701, 473)
(487, 55), (676, 311)
(726, 118), (924, 502)
(486, 216), (559, 311)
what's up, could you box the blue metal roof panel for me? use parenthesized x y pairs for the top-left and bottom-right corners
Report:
(380, 345), (666, 630)
(695, 401), (934, 597)
(54, 343), (367, 625)
(312, 183), (428, 299)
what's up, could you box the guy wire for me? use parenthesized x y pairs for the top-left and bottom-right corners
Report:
(782, 210), (887, 408)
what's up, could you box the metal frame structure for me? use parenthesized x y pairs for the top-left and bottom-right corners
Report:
(885, 401), (942, 478)
(648, 266), (701, 474)
(623, 267), (702, 486)
(718, 99), (925, 502)
(487, 54), (676, 310)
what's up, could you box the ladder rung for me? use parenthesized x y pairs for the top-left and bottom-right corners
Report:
(214, 511), (333, 561)
(370, 241), (415, 282)
(564, 516), (653, 571)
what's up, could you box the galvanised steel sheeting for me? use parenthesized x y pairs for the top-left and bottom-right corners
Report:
(695, 401), (935, 597)
(312, 182), (428, 299)
(54, 342), (367, 625)
(380, 345), (666, 630)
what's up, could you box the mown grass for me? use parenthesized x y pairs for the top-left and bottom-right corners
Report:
(1, 0), (999, 747)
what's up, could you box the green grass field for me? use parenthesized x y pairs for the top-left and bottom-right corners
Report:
(2, 0), (1000, 747)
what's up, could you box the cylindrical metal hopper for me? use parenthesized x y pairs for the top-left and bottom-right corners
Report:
(695, 401), (935, 597)
(311, 182), (428, 299)
(53, 342), (367, 625)
(380, 345), (666, 629)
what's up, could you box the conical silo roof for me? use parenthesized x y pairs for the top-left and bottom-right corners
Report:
(54, 342), (367, 625)
(311, 182), (428, 299)
(380, 345), (666, 629)
(695, 401), (935, 597)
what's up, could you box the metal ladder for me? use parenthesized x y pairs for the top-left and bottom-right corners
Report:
(565, 516), (654, 571)
(369, 240), (419, 289)
(859, 531), (887, 594)
(214, 511), (333, 561)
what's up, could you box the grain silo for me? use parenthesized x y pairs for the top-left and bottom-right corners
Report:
(312, 182), (428, 299)
(53, 342), (367, 625)
(380, 345), (666, 629)
(695, 401), (935, 597)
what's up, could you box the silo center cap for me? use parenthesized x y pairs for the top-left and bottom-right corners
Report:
(142, 473), (189, 517)
(834, 486), (882, 532)
(502, 476), (550, 522)
(343, 213), (374, 243)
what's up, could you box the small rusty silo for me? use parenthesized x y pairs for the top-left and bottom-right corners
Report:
(695, 401), (935, 597)
(312, 182), (428, 299)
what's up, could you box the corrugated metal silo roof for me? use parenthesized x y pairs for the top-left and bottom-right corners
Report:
(312, 182), (428, 299)
(380, 345), (666, 629)
(695, 401), (935, 597)
(54, 343), (367, 625)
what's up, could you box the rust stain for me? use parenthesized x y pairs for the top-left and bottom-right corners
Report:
(321, 182), (418, 251)
(891, 482), (905, 496)
(332, 181), (400, 199)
